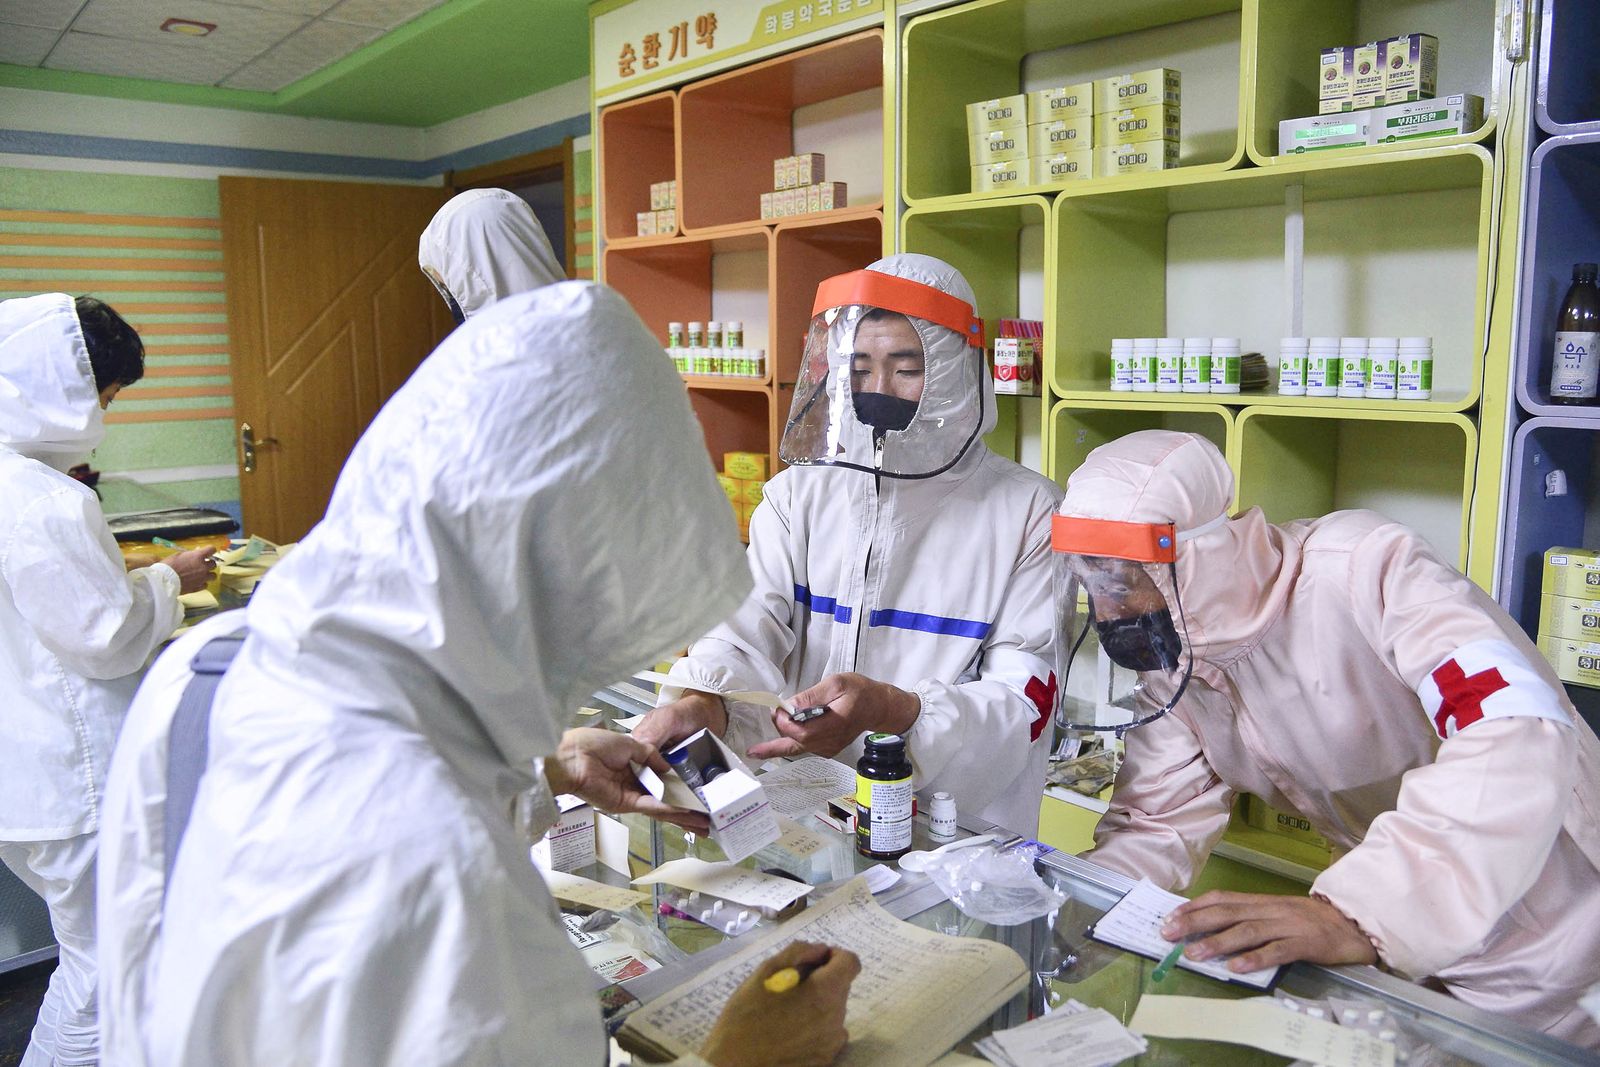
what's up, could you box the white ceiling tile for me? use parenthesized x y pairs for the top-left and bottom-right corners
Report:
(0, 22), (59, 63)
(207, 0), (336, 15)
(322, 0), (445, 31)
(220, 16), (378, 91)
(73, 0), (306, 63)
(0, 0), (86, 31)
(44, 29), (241, 84)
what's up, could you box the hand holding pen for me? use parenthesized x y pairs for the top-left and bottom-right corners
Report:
(701, 941), (861, 1067)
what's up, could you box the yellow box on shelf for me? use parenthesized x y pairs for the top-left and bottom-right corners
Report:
(1027, 117), (1092, 156)
(1244, 795), (1332, 852)
(1093, 67), (1180, 113)
(1031, 150), (1092, 184)
(1094, 140), (1178, 176)
(1540, 595), (1600, 642)
(723, 451), (769, 481)
(1537, 635), (1600, 689)
(716, 474), (741, 506)
(972, 158), (1029, 193)
(965, 95), (1027, 137)
(740, 480), (765, 508)
(1028, 83), (1093, 123)
(971, 127), (1027, 166)
(1543, 546), (1600, 598)
(1093, 104), (1180, 146)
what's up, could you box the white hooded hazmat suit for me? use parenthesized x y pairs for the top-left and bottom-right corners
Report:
(96, 282), (752, 1065)
(417, 187), (563, 319)
(1069, 431), (1600, 1047)
(0, 292), (183, 1066)
(661, 255), (1062, 836)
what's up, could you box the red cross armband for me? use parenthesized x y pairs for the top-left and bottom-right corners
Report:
(1417, 639), (1573, 739)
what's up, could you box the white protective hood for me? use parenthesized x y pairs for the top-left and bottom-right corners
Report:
(417, 189), (564, 318)
(0, 293), (105, 469)
(243, 279), (752, 783)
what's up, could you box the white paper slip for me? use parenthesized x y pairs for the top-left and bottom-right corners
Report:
(595, 812), (632, 878)
(773, 816), (830, 859)
(1091, 878), (1279, 989)
(542, 870), (649, 912)
(758, 756), (857, 818)
(977, 1000), (1145, 1067)
(862, 865), (901, 894)
(632, 857), (811, 910)
(630, 669), (795, 713)
(1131, 996), (1395, 1067)
(612, 713), (648, 732)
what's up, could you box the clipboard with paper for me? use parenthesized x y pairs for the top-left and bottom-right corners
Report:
(1089, 878), (1281, 990)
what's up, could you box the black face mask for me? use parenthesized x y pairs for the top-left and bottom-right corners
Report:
(853, 392), (919, 433)
(1095, 609), (1183, 673)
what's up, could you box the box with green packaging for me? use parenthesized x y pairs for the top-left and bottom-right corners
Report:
(1028, 83), (1093, 123)
(965, 95), (1027, 137)
(971, 127), (1026, 166)
(1541, 595), (1600, 642)
(1537, 635), (1600, 689)
(1368, 94), (1483, 145)
(972, 158), (1028, 192)
(1279, 113), (1370, 155)
(1027, 117), (1091, 156)
(1030, 150), (1092, 184)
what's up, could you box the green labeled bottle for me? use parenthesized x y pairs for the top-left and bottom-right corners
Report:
(856, 733), (914, 860)
(1551, 263), (1600, 405)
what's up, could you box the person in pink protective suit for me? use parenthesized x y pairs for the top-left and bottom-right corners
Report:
(1051, 429), (1600, 1048)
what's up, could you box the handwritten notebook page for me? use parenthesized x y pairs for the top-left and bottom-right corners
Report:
(1091, 878), (1279, 989)
(619, 877), (1029, 1067)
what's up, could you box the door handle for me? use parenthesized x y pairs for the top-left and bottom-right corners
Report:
(239, 422), (280, 474)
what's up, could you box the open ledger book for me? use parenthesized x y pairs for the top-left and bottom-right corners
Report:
(618, 877), (1029, 1067)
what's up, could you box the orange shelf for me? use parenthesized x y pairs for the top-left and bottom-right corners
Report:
(598, 89), (676, 242)
(772, 210), (885, 385)
(678, 29), (884, 234)
(681, 375), (772, 392)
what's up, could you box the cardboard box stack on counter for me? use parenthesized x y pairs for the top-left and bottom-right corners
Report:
(1280, 33), (1482, 155)
(1538, 547), (1600, 688)
(719, 451), (768, 540)
(636, 181), (677, 236)
(967, 68), (1180, 191)
(760, 153), (846, 219)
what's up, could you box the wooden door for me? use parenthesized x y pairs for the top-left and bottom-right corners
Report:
(220, 176), (451, 542)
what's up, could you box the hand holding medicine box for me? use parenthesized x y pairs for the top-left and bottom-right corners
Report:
(637, 730), (780, 862)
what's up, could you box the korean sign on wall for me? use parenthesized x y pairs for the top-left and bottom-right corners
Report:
(594, 0), (884, 98)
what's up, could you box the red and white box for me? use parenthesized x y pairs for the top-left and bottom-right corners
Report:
(992, 337), (1040, 395)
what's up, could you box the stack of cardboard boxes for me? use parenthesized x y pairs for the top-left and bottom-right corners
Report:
(967, 68), (1181, 192)
(761, 154), (846, 220)
(1280, 33), (1482, 155)
(1538, 547), (1600, 688)
(635, 181), (677, 236)
(717, 451), (768, 541)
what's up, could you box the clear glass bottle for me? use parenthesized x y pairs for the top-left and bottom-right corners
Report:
(1551, 263), (1600, 405)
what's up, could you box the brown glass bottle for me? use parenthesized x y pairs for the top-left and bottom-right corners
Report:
(1551, 262), (1600, 405)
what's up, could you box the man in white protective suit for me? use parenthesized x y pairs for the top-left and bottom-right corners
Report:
(1051, 430), (1600, 1048)
(418, 186), (564, 323)
(0, 293), (212, 1066)
(96, 281), (859, 1066)
(638, 254), (1062, 837)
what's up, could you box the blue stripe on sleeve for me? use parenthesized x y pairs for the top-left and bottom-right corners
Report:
(867, 608), (992, 640)
(793, 583), (853, 624)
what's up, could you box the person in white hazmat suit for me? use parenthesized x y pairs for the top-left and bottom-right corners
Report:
(96, 281), (859, 1066)
(0, 293), (212, 1066)
(1052, 430), (1600, 1048)
(418, 187), (564, 323)
(638, 254), (1062, 837)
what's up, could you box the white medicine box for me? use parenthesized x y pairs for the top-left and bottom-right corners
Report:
(531, 794), (597, 873)
(640, 729), (779, 862)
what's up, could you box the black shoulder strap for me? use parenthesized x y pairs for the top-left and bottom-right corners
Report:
(162, 630), (247, 895)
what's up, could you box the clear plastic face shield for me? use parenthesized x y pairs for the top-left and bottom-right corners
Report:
(779, 269), (987, 478)
(1050, 515), (1197, 735)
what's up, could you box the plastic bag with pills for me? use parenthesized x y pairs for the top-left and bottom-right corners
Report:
(921, 840), (1067, 926)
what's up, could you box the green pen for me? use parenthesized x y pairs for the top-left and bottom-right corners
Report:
(1152, 940), (1185, 982)
(151, 536), (180, 549)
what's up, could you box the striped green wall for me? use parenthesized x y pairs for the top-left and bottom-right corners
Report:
(0, 166), (239, 516)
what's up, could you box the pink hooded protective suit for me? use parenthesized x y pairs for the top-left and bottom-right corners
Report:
(1066, 430), (1600, 1047)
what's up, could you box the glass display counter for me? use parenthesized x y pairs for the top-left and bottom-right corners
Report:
(573, 685), (1590, 1065)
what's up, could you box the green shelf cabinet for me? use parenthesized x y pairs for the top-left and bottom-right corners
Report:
(1047, 144), (1493, 411)
(901, 194), (1053, 463)
(1232, 406), (1477, 567)
(1048, 398), (1233, 484)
